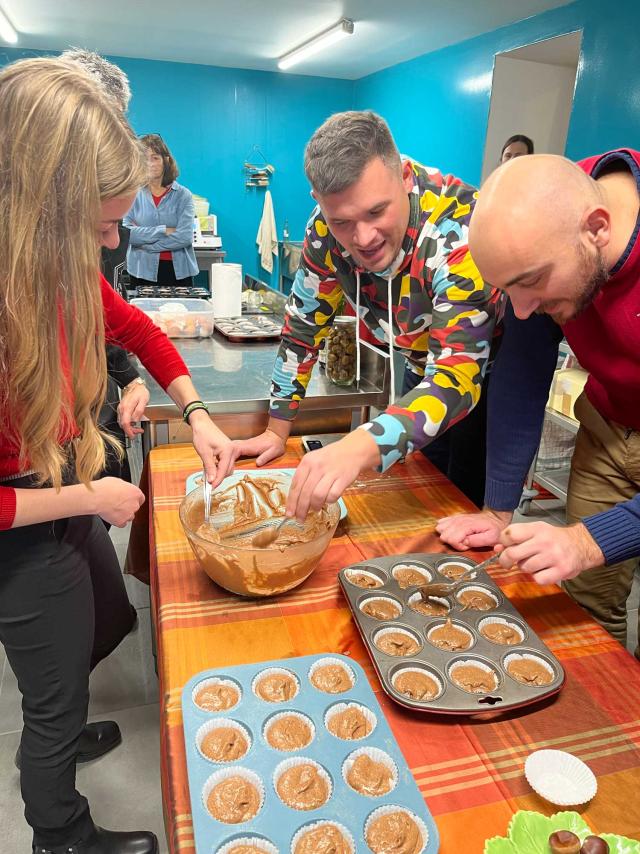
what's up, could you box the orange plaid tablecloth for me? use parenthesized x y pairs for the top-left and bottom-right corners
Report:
(145, 441), (640, 853)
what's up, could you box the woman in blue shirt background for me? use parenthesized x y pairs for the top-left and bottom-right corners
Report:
(124, 134), (198, 288)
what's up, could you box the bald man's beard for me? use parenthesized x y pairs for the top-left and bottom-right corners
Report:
(572, 244), (609, 318)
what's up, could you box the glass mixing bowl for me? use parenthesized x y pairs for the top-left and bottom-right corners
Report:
(179, 474), (340, 597)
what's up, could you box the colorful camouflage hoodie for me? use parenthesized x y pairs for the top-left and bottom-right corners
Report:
(269, 159), (503, 471)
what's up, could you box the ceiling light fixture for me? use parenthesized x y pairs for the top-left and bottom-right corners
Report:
(278, 18), (354, 71)
(0, 5), (17, 44)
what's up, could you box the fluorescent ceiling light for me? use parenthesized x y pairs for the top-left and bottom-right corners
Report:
(278, 18), (354, 71)
(0, 6), (17, 44)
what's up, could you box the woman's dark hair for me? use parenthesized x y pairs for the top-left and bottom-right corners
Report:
(140, 133), (178, 186)
(501, 134), (535, 157)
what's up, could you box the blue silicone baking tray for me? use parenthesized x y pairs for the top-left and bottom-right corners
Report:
(182, 653), (440, 853)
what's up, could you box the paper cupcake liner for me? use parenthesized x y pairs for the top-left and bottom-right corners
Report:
(307, 657), (356, 693)
(390, 665), (444, 701)
(372, 626), (423, 656)
(426, 620), (474, 651)
(435, 559), (476, 580)
(455, 584), (500, 608)
(504, 652), (557, 684)
(364, 804), (429, 854)
(216, 835), (278, 854)
(272, 756), (333, 811)
(478, 616), (526, 644)
(448, 657), (500, 693)
(358, 595), (403, 620)
(407, 592), (450, 615)
(342, 746), (398, 798)
(344, 567), (386, 588)
(202, 767), (264, 824)
(391, 563), (432, 584)
(263, 710), (315, 752)
(324, 702), (378, 740)
(524, 748), (597, 806)
(192, 677), (242, 713)
(290, 820), (355, 854)
(251, 667), (300, 703)
(195, 718), (251, 764)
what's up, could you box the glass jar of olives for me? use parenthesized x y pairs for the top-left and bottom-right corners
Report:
(326, 316), (357, 386)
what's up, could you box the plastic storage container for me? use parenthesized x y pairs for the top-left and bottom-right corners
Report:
(131, 297), (215, 338)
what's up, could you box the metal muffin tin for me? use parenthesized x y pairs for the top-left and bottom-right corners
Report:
(215, 315), (282, 341)
(339, 553), (565, 715)
(182, 653), (439, 853)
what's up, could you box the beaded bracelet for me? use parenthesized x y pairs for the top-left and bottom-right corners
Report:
(182, 400), (209, 423)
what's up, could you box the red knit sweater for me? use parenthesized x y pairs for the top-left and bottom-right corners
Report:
(0, 275), (189, 528)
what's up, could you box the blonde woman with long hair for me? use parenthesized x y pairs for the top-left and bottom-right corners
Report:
(0, 58), (236, 854)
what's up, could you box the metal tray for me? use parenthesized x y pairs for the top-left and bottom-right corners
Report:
(339, 553), (565, 715)
(182, 653), (439, 853)
(214, 315), (282, 342)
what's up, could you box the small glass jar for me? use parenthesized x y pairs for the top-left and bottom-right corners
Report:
(326, 316), (357, 386)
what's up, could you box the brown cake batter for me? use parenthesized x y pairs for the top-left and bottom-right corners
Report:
(480, 622), (521, 645)
(327, 706), (373, 740)
(393, 566), (427, 589)
(254, 671), (297, 703)
(200, 727), (248, 762)
(409, 597), (449, 617)
(266, 715), (313, 751)
(294, 824), (352, 854)
(310, 663), (353, 694)
(507, 658), (554, 686)
(227, 846), (271, 854)
(439, 562), (471, 580)
(275, 763), (329, 810)
(428, 618), (472, 651)
(194, 682), (239, 712)
(206, 775), (261, 823)
(346, 571), (382, 589)
(375, 631), (420, 657)
(457, 589), (496, 611)
(346, 753), (394, 796)
(366, 810), (423, 854)
(451, 664), (497, 693)
(361, 599), (401, 621)
(393, 670), (440, 702)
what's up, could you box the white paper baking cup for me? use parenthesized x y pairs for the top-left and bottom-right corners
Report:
(407, 592), (450, 616)
(251, 667), (300, 703)
(455, 585), (500, 610)
(504, 652), (556, 686)
(426, 620), (474, 651)
(391, 666), (444, 702)
(364, 805), (428, 854)
(324, 702), (377, 740)
(344, 568), (385, 588)
(391, 563), (432, 586)
(342, 747), (398, 797)
(358, 596), (403, 621)
(192, 677), (242, 713)
(372, 626), (423, 656)
(436, 559), (476, 581)
(196, 718), (251, 764)
(307, 657), (355, 693)
(524, 749), (597, 805)
(448, 658), (500, 693)
(202, 767), (264, 824)
(216, 835), (278, 854)
(478, 616), (525, 645)
(273, 757), (332, 811)
(290, 820), (355, 854)
(263, 711), (315, 752)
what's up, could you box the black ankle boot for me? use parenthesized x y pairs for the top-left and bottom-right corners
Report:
(33, 825), (158, 854)
(16, 721), (122, 770)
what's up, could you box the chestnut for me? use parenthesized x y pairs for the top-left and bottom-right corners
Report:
(580, 836), (609, 853)
(548, 830), (581, 854)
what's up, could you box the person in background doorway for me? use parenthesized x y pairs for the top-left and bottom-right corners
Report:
(124, 134), (198, 290)
(500, 134), (535, 164)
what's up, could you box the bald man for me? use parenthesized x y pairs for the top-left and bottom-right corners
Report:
(437, 150), (640, 657)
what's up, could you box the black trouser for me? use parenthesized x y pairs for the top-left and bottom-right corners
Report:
(0, 504), (135, 848)
(128, 259), (193, 288)
(403, 365), (489, 508)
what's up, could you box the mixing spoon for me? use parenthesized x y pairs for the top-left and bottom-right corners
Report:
(417, 555), (499, 600)
(203, 473), (212, 523)
(251, 517), (297, 548)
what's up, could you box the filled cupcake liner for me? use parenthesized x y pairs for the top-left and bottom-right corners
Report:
(344, 567), (386, 588)
(358, 595), (403, 620)
(192, 677), (242, 713)
(195, 718), (252, 764)
(390, 666), (444, 701)
(373, 625), (423, 655)
(251, 667), (300, 703)
(435, 559), (477, 581)
(477, 616), (525, 644)
(406, 592), (450, 615)
(448, 657), (500, 693)
(290, 820), (355, 854)
(202, 766), (265, 824)
(364, 804), (429, 854)
(455, 584), (500, 609)
(262, 710), (316, 752)
(307, 657), (356, 693)
(504, 652), (557, 684)
(342, 746), (399, 798)
(324, 702), (378, 740)
(391, 563), (432, 585)
(426, 620), (474, 651)
(524, 748), (598, 806)
(216, 835), (279, 854)
(272, 756), (333, 811)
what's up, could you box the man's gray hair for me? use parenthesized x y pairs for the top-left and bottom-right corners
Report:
(304, 110), (401, 195)
(60, 48), (131, 113)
